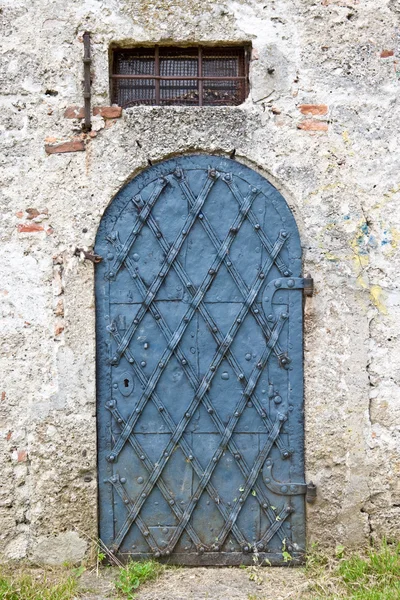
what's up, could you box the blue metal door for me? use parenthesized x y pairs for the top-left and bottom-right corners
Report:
(96, 155), (309, 565)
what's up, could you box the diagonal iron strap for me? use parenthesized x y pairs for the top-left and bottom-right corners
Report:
(112, 170), (218, 364)
(110, 178), (258, 461)
(223, 175), (292, 277)
(110, 239), (287, 550)
(109, 241), (287, 548)
(107, 177), (168, 279)
(177, 175), (287, 361)
(108, 239), (287, 550)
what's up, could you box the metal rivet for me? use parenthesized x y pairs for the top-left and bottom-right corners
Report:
(279, 414), (285, 422)
(165, 550), (170, 556)
(188, 455), (193, 461)
(259, 272), (264, 279)
(133, 319), (138, 324)
(207, 408), (214, 414)
(124, 499), (129, 504)
(257, 362), (263, 369)
(274, 395), (282, 404)
(110, 232), (116, 241)
(265, 478), (271, 483)
(185, 412), (191, 418)
(247, 401), (253, 407)
(210, 365), (216, 371)
(199, 213), (203, 219)
(281, 230), (288, 238)
(182, 359), (187, 365)
(283, 270), (290, 277)
(182, 230), (187, 235)
(243, 545), (249, 552)
(254, 308), (259, 314)
(159, 406), (164, 412)
(199, 546), (204, 553)
(169, 499), (174, 505)
(143, 531), (149, 536)
(245, 353), (251, 361)
(108, 455), (115, 462)
(282, 451), (290, 459)
(281, 357), (288, 365)
(113, 383), (118, 389)
(226, 260), (232, 267)
(155, 552), (160, 558)
(193, 497), (198, 502)
(142, 492), (146, 498)
(107, 401), (114, 408)
(238, 373), (244, 380)
(230, 226), (238, 233)
(156, 232), (162, 238)
(239, 497), (243, 503)
(254, 223), (260, 230)
(224, 173), (232, 182)
(213, 457), (218, 462)
(274, 280), (282, 288)
(159, 362), (164, 368)
(155, 314), (160, 320)
(164, 451), (169, 457)
(267, 314), (274, 321)
(237, 318), (241, 324)
(209, 268), (215, 275)
(235, 453), (241, 460)
(137, 477), (143, 484)
(183, 316), (189, 322)
(136, 407), (140, 413)
(174, 168), (182, 178)
(144, 342), (149, 349)
(263, 503), (268, 509)
(281, 485), (288, 493)
(140, 455), (145, 460)
(258, 543), (264, 551)
(281, 313), (288, 319)
(117, 418), (123, 424)
(209, 168), (217, 179)
(129, 357), (134, 363)
(212, 326), (218, 333)
(290, 485), (298, 492)
(141, 361), (146, 367)
(234, 411), (240, 417)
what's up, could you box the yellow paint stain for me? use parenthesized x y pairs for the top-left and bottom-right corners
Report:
(370, 285), (388, 315)
(356, 274), (368, 289)
(324, 252), (340, 262)
(342, 130), (350, 144)
(373, 183), (400, 210)
(389, 227), (400, 252)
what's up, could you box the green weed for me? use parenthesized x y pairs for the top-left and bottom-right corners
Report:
(115, 559), (163, 599)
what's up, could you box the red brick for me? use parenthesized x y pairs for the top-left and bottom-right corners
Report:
(299, 104), (328, 116)
(93, 106), (122, 119)
(297, 120), (329, 131)
(17, 223), (45, 233)
(45, 140), (85, 154)
(380, 49), (394, 58)
(6, 431), (12, 441)
(64, 106), (85, 119)
(17, 450), (28, 463)
(1, 391), (5, 401)
(55, 324), (65, 336)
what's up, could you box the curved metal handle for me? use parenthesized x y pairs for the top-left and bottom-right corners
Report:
(262, 276), (313, 319)
(263, 459), (307, 495)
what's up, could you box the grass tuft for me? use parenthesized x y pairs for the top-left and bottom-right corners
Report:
(0, 569), (78, 600)
(307, 539), (400, 599)
(115, 559), (164, 599)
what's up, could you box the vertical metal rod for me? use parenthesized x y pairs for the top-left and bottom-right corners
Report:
(155, 46), (160, 105)
(198, 47), (203, 107)
(244, 46), (249, 101)
(83, 31), (92, 131)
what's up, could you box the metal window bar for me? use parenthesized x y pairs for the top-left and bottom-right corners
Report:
(111, 46), (249, 107)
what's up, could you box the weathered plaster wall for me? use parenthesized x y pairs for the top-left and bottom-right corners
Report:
(1, 0), (399, 562)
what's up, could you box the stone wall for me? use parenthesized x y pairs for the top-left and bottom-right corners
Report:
(1, 0), (399, 563)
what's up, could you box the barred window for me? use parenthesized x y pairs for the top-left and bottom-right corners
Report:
(111, 46), (250, 108)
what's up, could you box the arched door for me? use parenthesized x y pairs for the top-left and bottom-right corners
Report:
(96, 155), (309, 565)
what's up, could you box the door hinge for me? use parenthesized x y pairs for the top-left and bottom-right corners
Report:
(263, 460), (317, 503)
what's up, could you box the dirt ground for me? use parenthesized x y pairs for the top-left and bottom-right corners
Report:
(79, 566), (313, 600)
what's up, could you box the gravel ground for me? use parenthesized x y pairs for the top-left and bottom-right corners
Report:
(79, 566), (313, 600)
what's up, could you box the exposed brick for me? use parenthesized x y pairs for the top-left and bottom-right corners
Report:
(299, 104), (328, 115)
(1, 391), (5, 401)
(380, 49), (394, 58)
(64, 105), (85, 119)
(297, 120), (329, 131)
(93, 106), (122, 119)
(17, 223), (45, 233)
(55, 324), (65, 336)
(6, 431), (12, 441)
(15, 211), (24, 218)
(17, 449), (28, 463)
(45, 140), (85, 154)
(26, 208), (40, 220)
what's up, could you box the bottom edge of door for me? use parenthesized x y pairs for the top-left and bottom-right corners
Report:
(109, 551), (305, 567)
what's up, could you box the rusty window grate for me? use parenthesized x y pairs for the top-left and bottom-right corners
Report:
(111, 46), (250, 108)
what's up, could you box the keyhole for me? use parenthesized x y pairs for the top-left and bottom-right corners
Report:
(124, 379), (129, 388)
